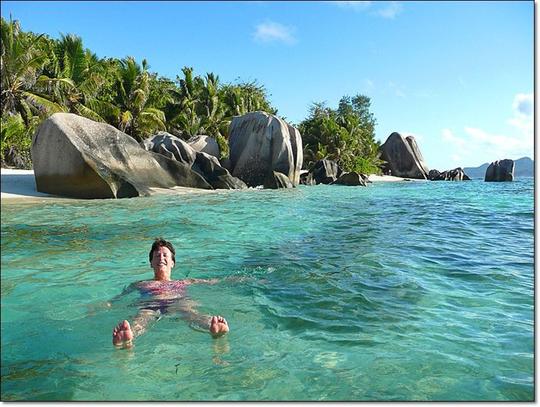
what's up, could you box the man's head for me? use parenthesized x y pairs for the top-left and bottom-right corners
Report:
(149, 238), (176, 280)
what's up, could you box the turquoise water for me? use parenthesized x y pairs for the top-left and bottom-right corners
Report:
(1, 179), (534, 401)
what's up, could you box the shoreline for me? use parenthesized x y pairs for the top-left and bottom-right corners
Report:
(0, 168), (217, 202)
(1, 168), (56, 201)
(367, 174), (418, 182)
(1, 168), (416, 201)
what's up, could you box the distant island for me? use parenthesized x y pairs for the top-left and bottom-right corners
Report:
(464, 157), (533, 179)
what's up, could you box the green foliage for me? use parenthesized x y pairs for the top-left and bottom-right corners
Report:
(220, 79), (277, 118)
(215, 134), (229, 160)
(299, 95), (382, 174)
(1, 17), (63, 119)
(167, 69), (276, 141)
(0, 113), (39, 166)
(110, 57), (167, 141)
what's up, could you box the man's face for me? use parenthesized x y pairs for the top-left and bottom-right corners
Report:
(151, 246), (175, 279)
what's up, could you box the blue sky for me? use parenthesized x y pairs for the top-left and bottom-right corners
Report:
(1, 1), (533, 169)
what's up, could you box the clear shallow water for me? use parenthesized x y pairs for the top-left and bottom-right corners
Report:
(1, 179), (534, 401)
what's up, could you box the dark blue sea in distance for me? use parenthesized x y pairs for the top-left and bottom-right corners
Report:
(1, 178), (534, 400)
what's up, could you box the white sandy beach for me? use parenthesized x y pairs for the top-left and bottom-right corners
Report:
(0, 168), (216, 201)
(1, 168), (414, 201)
(1, 168), (55, 201)
(367, 174), (414, 182)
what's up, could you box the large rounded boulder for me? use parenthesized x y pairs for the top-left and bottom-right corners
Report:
(485, 159), (514, 182)
(228, 111), (303, 187)
(31, 113), (212, 199)
(310, 159), (342, 184)
(380, 132), (429, 179)
(333, 172), (368, 186)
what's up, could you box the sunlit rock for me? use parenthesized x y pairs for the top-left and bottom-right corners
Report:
(485, 159), (514, 182)
(380, 132), (429, 179)
(333, 171), (368, 186)
(228, 111), (303, 187)
(31, 113), (211, 199)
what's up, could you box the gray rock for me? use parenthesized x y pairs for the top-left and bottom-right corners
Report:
(333, 171), (368, 186)
(485, 159), (514, 182)
(428, 169), (442, 180)
(188, 135), (220, 159)
(287, 124), (303, 185)
(310, 159), (342, 184)
(142, 132), (196, 167)
(31, 113), (212, 198)
(144, 132), (244, 189)
(464, 157), (533, 179)
(447, 167), (470, 181)
(192, 152), (247, 189)
(219, 157), (232, 171)
(380, 132), (429, 179)
(228, 111), (303, 187)
(263, 171), (294, 189)
(429, 167), (471, 181)
(299, 170), (315, 185)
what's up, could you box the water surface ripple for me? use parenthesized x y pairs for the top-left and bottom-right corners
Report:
(1, 179), (533, 401)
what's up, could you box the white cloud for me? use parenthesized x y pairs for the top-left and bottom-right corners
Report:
(440, 93), (534, 166)
(376, 1), (403, 19)
(375, 1), (403, 19)
(253, 21), (296, 45)
(333, 1), (372, 11)
(464, 127), (529, 154)
(508, 92), (533, 141)
(512, 92), (533, 117)
(507, 92), (533, 155)
(331, 1), (403, 19)
(442, 128), (467, 149)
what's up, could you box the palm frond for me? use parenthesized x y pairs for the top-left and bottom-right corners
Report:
(22, 91), (66, 114)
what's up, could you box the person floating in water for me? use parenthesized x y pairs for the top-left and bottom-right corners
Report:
(111, 238), (229, 348)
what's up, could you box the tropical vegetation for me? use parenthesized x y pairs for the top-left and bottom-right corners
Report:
(1, 16), (381, 174)
(299, 95), (382, 174)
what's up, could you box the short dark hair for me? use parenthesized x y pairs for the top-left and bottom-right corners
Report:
(149, 238), (176, 263)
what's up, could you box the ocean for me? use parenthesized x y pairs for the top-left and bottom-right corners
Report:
(0, 178), (534, 401)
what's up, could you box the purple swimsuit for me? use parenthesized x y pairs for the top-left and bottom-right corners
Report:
(136, 280), (190, 314)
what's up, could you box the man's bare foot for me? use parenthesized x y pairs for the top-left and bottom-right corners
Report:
(112, 320), (134, 348)
(209, 315), (229, 337)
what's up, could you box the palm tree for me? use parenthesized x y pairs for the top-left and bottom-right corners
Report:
(168, 66), (203, 138)
(0, 17), (64, 121)
(220, 80), (277, 119)
(199, 73), (230, 138)
(112, 57), (167, 141)
(37, 33), (113, 122)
